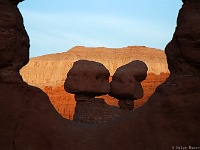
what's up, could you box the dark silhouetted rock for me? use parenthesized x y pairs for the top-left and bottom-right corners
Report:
(64, 60), (122, 123)
(0, 0), (29, 84)
(0, 0), (29, 149)
(64, 60), (110, 97)
(166, 2), (200, 76)
(9, 0), (24, 5)
(182, 0), (200, 4)
(109, 60), (148, 110)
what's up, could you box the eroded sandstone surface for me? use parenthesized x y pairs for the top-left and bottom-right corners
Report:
(20, 46), (169, 87)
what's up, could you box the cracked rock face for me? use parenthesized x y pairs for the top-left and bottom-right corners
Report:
(109, 60), (148, 100)
(64, 60), (110, 97)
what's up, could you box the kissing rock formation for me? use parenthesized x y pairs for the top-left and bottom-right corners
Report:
(0, 0), (199, 150)
(65, 60), (122, 123)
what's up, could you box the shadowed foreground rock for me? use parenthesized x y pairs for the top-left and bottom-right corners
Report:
(0, 0), (29, 84)
(0, 1), (200, 150)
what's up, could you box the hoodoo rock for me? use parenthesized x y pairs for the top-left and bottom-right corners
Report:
(65, 60), (122, 123)
(109, 60), (148, 110)
(0, 0), (199, 150)
(64, 60), (110, 97)
(110, 60), (148, 100)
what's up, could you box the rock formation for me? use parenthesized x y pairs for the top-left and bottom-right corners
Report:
(41, 72), (170, 119)
(65, 60), (122, 123)
(109, 60), (148, 110)
(64, 60), (110, 97)
(0, 0), (199, 150)
(73, 98), (122, 123)
(0, 0), (29, 149)
(20, 46), (169, 119)
(0, 0), (29, 84)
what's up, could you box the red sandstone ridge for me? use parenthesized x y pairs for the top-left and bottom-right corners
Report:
(20, 46), (169, 119)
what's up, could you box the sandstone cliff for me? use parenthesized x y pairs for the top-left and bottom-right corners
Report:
(20, 46), (169, 87)
(20, 46), (170, 119)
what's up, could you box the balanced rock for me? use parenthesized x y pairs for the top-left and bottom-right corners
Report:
(64, 60), (110, 98)
(64, 60), (121, 123)
(109, 60), (148, 110)
(109, 60), (148, 100)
